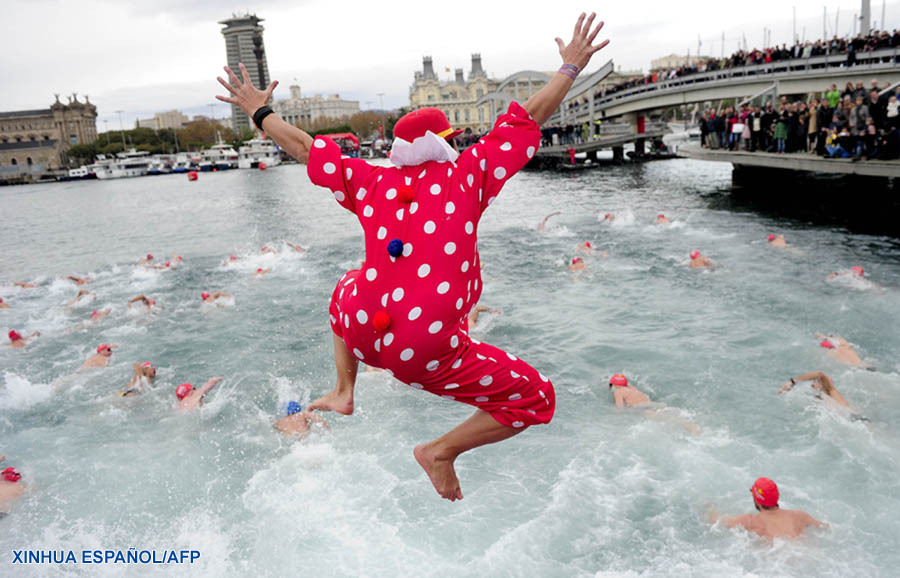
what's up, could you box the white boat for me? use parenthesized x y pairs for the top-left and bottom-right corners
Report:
(147, 155), (173, 176)
(172, 153), (193, 173)
(238, 137), (282, 169)
(200, 143), (239, 171)
(92, 149), (152, 180)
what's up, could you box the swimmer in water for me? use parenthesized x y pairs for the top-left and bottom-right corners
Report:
(261, 245), (276, 255)
(80, 343), (118, 369)
(201, 291), (232, 304)
(467, 305), (501, 330)
(67, 289), (95, 308)
(120, 361), (157, 397)
(0, 297), (9, 309)
(67, 275), (91, 286)
(569, 256), (586, 272)
(602, 212), (615, 223)
(0, 460), (26, 514)
(255, 267), (272, 276)
(139, 253), (155, 265)
(577, 241), (593, 253)
(816, 334), (868, 368)
(273, 401), (329, 437)
(286, 242), (305, 253)
(226, 255), (240, 264)
(537, 211), (562, 230)
(7, 329), (39, 348)
(13, 281), (36, 288)
(708, 477), (826, 539)
(779, 371), (861, 416)
(175, 377), (222, 410)
(90, 308), (111, 322)
(767, 234), (787, 247)
(689, 250), (714, 268)
(827, 266), (865, 280)
(128, 294), (156, 310)
(608, 373), (699, 434)
(656, 213), (671, 225)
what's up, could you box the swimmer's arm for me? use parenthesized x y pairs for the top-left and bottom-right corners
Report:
(805, 513), (828, 529)
(216, 64), (313, 162)
(306, 412), (330, 430)
(613, 390), (625, 408)
(197, 376), (222, 396)
(128, 295), (147, 304)
(522, 14), (609, 124)
(212, 292), (231, 300)
(716, 514), (752, 529)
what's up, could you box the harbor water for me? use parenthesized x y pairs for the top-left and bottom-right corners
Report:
(1, 159), (899, 577)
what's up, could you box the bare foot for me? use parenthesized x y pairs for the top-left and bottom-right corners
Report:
(414, 444), (463, 501)
(308, 387), (354, 415)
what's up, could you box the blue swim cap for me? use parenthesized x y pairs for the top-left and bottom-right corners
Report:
(286, 401), (302, 415)
(387, 238), (404, 257)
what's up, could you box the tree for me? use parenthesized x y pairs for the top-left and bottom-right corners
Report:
(67, 143), (98, 162)
(348, 111), (383, 140)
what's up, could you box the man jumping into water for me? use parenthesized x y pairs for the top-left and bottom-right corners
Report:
(708, 477), (826, 539)
(216, 11), (610, 501)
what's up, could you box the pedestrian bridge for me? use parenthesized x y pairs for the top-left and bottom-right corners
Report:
(564, 48), (900, 124)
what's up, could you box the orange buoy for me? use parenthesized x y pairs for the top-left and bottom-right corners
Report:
(258, 162), (268, 171)
(187, 171), (198, 181)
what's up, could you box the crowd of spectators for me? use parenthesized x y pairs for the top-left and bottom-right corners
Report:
(698, 79), (900, 160)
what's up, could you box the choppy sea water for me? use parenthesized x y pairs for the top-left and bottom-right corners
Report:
(1, 159), (899, 577)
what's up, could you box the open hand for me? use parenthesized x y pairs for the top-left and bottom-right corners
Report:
(216, 63), (278, 117)
(777, 381), (793, 394)
(555, 12), (609, 71)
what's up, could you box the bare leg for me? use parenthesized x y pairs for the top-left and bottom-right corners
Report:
(308, 333), (358, 415)
(414, 409), (523, 501)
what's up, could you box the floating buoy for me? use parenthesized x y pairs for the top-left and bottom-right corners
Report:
(187, 171), (198, 181)
(258, 162), (268, 171)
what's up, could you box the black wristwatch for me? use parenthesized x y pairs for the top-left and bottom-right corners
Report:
(252, 105), (275, 130)
(790, 378), (796, 385)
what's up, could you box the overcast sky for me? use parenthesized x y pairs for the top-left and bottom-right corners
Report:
(2, 0), (897, 130)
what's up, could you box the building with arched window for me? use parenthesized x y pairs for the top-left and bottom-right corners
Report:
(0, 93), (98, 180)
(409, 54), (500, 134)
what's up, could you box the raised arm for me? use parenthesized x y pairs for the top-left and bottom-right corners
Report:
(522, 13), (609, 125)
(779, 371), (827, 394)
(197, 376), (222, 396)
(216, 64), (313, 162)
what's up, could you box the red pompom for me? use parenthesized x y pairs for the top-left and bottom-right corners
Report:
(398, 185), (415, 203)
(373, 310), (391, 331)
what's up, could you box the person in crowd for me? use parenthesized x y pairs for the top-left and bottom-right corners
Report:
(80, 343), (118, 369)
(767, 234), (787, 247)
(826, 84), (841, 108)
(201, 291), (232, 304)
(7, 329), (39, 348)
(699, 112), (709, 147)
(0, 297), (9, 310)
(273, 401), (329, 438)
(175, 377), (223, 410)
(90, 308), (112, 322)
(774, 112), (788, 153)
(121, 361), (157, 397)
(607, 373), (699, 434)
(689, 250), (714, 268)
(67, 289), (95, 308)
(67, 275), (91, 286)
(0, 458), (26, 515)
(128, 294), (156, 310)
(708, 477), (827, 539)
(656, 213), (671, 225)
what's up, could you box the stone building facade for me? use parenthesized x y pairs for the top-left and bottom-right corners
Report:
(409, 54), (499, 133)
(137, 109), (189, 130)
(0, 94), (98, 173)
(274, 86), (360, 127)
(220, 14), (270, 132)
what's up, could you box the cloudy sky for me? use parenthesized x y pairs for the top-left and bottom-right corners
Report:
(2, 0), (896, 130)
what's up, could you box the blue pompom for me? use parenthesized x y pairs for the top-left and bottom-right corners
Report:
(387, 238), (404, 257)
(286, 401), (302, 415)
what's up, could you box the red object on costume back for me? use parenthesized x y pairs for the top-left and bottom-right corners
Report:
(175, 383), (193, 400)
(2, 467), (21, 482)
(308, 102), (554, 429)
(609, 373), (628, 387)
(751, 477), (779, 507)
(393, 107), (462, 142)
(8, 330), (22, 342)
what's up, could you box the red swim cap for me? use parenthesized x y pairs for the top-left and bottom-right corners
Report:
(175, 383), (193, 400)
(571, 256), (583, 265)
(165, 262), (171, 267)
(2, 467), (21, 483)
(851, 266), (864, 277)
(609, 373), (628, 387)
(690, 250), (700, 259)
(0, 297), (4, 303)
(229, 255), (238, 261)
(201, 292), (210, 300)
(658, 213), (665, 218)
(768, 234), (776, 242)
(585, 241), (592, 248)
(820, 339), (836, 349)
(8, 330), (22, 342)
(604, 213), (612, 219)
(97, 343), (111, 353)
(146, 254), (153, 260)
(751, 477), (779, 507)
(373, 310), (391, 331)
(92, 309), (98, 316)
(142, 361), (154, 368)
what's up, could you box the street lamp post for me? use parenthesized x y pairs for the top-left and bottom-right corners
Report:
(115, 110), (126, 149)
(103, 120), (110, 146)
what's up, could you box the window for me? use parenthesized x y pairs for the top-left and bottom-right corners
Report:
(1, 138), (6, 144)
(16, 137), (21, 142)
(70, 134), (78, 145)
(43, 135), (49, 140)
(465, 110), (470, 122)
(26, 157), (33, 165)
(30, 136), (36, 141)
(454, 110), (460, 122)
(10, 158), (16, 165)
(479, 109), (484, 122)
(477, 88), (484, 98)
(427, 94), (434, 101)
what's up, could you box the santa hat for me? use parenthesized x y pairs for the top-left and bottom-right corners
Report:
(390, 108), (462, 167)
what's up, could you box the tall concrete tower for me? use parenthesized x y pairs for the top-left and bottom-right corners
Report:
(219, 14), (271, 132)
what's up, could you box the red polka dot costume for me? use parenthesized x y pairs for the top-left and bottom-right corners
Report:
(308, 103), (555, 429)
